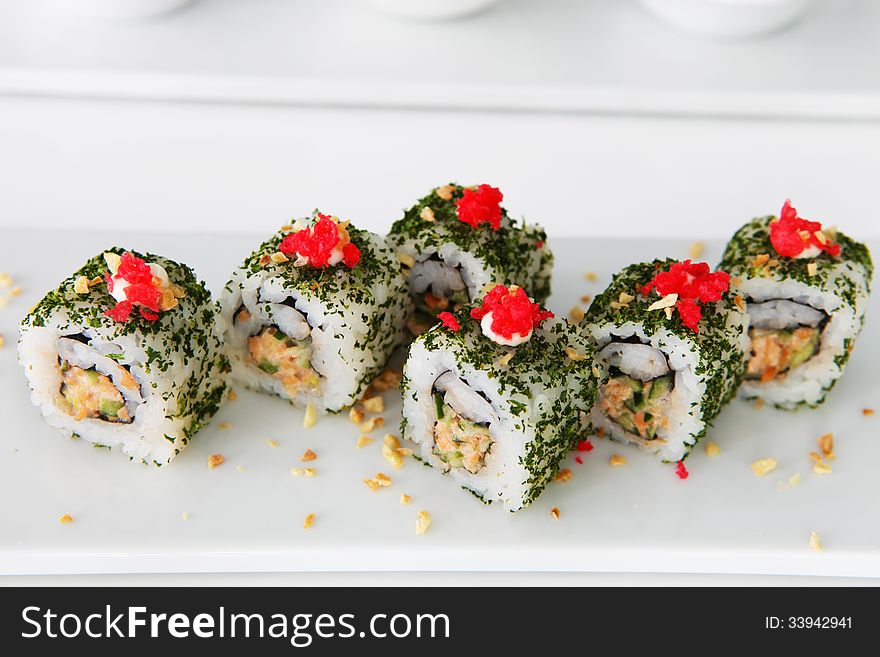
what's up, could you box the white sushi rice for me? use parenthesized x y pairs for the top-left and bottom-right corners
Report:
(399, 241), (497, 304)
(589, 312), (749, 462)
(404, 341), (537, 510)
(20, 329), (185, 464)
(735, 271), (867, 408)
(219, 228), (408, 413)
(403, 317), (585, 511)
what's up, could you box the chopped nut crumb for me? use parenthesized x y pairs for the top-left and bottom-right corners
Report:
(496, 352), (514, 367)
(0, 334), (4, 349)
(809, 531), (824, 552)
(808, 451), (823, 463)
(400, 494), (412, 505)
(584, 271), (598, 282)
(270, 252), (289, 264)
(419, 206), (436, 222)
(705, 441), (721, 456)
(301, 448), (317, 462)
(564, 347), (587, 361)
(217, 422), (232, 430)
(303, 403), (317, 429)
(360, 417), (384, 433)
(752, 253), (770, 267)
(416, 510), (431, 535)
(291, 467), (317, 477)
(227, 389), (237, 401)
(812, 462), (832, 475)
(364, 472), (392, 490)
(356, 435), (374, 448)
(73, 275), (91, 294)
(349, 407), (365, 424)
(568, 305), (585, 323)
(754, 398), (765, 410)
(751, 458), (777, 476)
(554, 468), (572, 482)
(789, 473), (801, 488)
(579, 294), (593, 304)
(362, 396), (384, 414)
(807, 262), (818, 277)
(397, 252), (415, 268)
(435, 184), (455, 201)
(266, 439), (279, 448)
(549, 507), (561, 520)
(596, 426), (606, 438)
(0, 272), (10, 287)
(733, 294), (745, 312)
(863, 408), (875, 416)
(818, 432), (834, 456)
(208, 454), (224, 469)
(259, 254), (271, 267)
(618, 292), (634, 304)
(181, 511), (190, 520)
(689, 241), (705, 260)
(609, 454), (626, 467)
(647, 293), (678, 312)
(58, 513), (73, 525)
(383, 434), (401, 449)
(383, 443), (404, 470)
(236, 465), (246, 472)
(303, 513), (316, 530)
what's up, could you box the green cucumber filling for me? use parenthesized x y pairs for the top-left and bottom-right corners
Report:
(432, 396), (493, 475)
(746, 327), (821, 382)
(598, 369), (673, 441)
(247, 326), (319, 395)
(58, 361), (132, 423)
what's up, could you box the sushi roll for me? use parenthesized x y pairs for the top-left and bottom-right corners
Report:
(18, 249), (229, 465)
(719, 200), (873, 409)
(584, 259), (748, 463)
(219, 212), (409, 413)
(401, 284), (596, 511)
(389, 183), (552, 335)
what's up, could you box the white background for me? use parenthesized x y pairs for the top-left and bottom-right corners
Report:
(1, 0), (879, 585)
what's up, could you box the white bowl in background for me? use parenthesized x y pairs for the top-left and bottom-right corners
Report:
(362, 0), (501, 21)
(639, 0), (814, 38)
(44, 0), (196, 22)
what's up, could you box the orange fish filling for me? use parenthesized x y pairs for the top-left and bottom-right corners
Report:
(247, 326), (320, 396)
(432, 398), (492, 475)
(746, 326), (820, 382)
(59, 363), (132, 423)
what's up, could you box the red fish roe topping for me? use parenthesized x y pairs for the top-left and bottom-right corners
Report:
(577, 439), (594, 452)
(575, 456), (584, 464)
(105, 253), (163, 323)
(470, 285), (554, 344)
(279, 214), (360, 268)
(535, 241), (544, 249)
(106, 300), (133, 323)
(437, 311), (461, 332)
(769, 200), (841, 258)
(117, 252), (154, 287)
(342, 242), (361, 269)
(640, 260), (730, 332)
(675, 461), (689, 480)
(456, 184), (503, 230)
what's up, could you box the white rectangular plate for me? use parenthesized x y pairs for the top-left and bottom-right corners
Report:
(1, 229), (878, 577)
